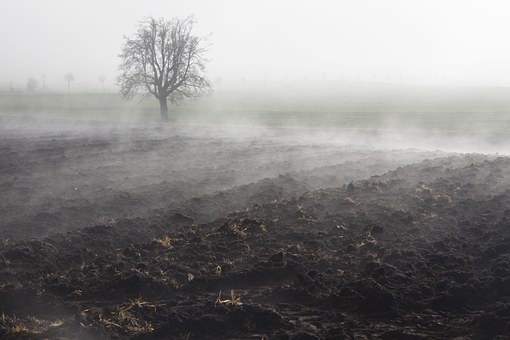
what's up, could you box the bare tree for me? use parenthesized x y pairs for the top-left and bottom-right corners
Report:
(41, 74), (47, 92)
(64, 73), (75, 93)
(26, 77), (38, 93)
(117, 16), (210, 121)
(98, 75), (106, 93)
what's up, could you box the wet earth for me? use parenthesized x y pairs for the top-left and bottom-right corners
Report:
(1, 117), (509, 339)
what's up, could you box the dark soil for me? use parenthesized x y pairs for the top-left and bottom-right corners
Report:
(1, 120), (509, 339)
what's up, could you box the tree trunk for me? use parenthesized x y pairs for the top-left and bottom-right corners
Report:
(159, 97), (168, 121)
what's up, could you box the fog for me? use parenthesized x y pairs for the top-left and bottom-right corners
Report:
(1, 0), (509, 265)
(3, 3), (510, 337)
(2, 0), (510, 154)
(2, 0), (510, 91)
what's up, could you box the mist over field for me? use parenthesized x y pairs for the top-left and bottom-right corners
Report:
(1, 1), (510, 339)
(2, 0), (510, 154)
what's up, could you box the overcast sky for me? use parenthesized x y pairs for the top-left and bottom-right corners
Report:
(1, 0), (510, 91)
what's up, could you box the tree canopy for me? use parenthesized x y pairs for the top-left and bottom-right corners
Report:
(118, 16), (210, 121)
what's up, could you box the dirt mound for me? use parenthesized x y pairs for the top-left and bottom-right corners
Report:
(1, 155), (509, 338)
(0, 126), (450, 241)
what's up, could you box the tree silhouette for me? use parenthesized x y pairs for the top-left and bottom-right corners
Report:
(117, 16), (210, 121)
(64, 73), (75, 93)
(98, 75), (106, 93)
(26, 78), (38, 93)
(41, 74), (47, 92)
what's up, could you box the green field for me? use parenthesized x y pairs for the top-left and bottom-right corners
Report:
(2, 84), (510, 133)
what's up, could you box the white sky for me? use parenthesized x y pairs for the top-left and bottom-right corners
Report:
(1, 0), (510, 90)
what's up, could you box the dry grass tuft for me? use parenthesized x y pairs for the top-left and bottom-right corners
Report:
(215, 289), (243, 306)
(97, 298), (157, 335)
(153, 235), (172, 247)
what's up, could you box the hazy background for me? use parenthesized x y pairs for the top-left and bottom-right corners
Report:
(2, 0), (510, 91)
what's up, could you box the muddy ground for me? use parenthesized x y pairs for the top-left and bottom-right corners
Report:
(0, 116), (509, 339)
